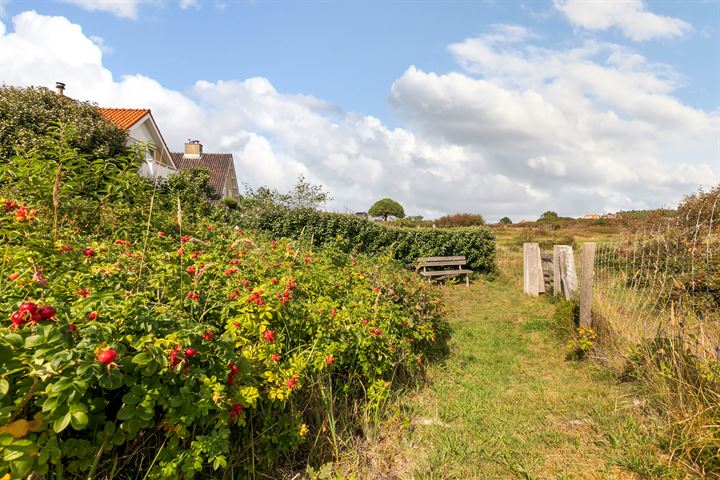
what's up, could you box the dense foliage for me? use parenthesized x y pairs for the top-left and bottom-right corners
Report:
(433, 213), (485, 228)
(368, 198), (405, 221)
(0, 86), (128, 161)
(240, 208), (496, 273)
(538, 211), (559, 221)
(499, 217), (512, 225)
(0, 128), (448, 478)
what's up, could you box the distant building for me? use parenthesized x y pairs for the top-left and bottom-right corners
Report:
(582, 214), (600, 220)
(171, 141), (241, 200)
(97, 108), (178, 179)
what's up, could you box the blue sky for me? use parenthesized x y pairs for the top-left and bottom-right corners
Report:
(0, 0), (719, 220)
(6, 1), (718, 122)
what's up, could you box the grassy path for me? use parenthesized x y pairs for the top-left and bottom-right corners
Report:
(344, 277), (682, 479)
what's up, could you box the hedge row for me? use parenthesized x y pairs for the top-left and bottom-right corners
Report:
(241, 208), (496, 273)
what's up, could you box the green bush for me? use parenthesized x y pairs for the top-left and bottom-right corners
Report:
(0, 128), (448, 478)
(241, 208), (496, 272)
(0, 86), (128, 161)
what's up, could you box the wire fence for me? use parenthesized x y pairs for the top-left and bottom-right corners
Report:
(592, 191), (720, 369)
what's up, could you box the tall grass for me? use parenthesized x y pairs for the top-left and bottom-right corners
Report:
(589, 189), (720, 476)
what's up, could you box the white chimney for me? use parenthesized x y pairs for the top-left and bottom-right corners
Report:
(55, 82), (66, 96)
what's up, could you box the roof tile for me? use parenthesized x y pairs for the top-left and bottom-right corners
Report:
(171, 152), (234, 198)
(97, 108), (150, 130)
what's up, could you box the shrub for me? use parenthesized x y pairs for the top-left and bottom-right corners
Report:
(0, 128), (448, 478)
(499, 217), (512, 225)
(241, 208), (496, 272)
(0, 202), (447, 479)
(433, 213), (485, 228)
(538, 211), (559, 222)
(0, 86), (128, 161)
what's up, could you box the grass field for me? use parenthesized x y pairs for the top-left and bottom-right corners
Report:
(335, 276), (692, 479)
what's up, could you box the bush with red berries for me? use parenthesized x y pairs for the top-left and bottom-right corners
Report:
(0, 199), (447, 478)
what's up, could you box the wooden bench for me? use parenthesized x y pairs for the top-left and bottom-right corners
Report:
(415, 256), (473, 287)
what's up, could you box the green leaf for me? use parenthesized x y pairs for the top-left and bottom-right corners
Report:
(4, 333), (23, 348)
(131, 352), (152, 365)
(116, 405), (136, 421)
(53, 412), (71, 433)
(11, 454), (34, 476)
(0, 379), (9, 397)
(24, 335), (45, 349)
(70, 411), (89, 430)
(121, 391), (142, 405)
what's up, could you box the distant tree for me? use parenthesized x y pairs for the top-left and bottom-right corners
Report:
(0, 86), (128, 161)
(240, 176), (331, 211)
(283, 175), (332, 210)
(499, 216), (512, 225)
(368, 198), (405, 221)
(539, 211), (559, 221)
(434, 213), (485, 227)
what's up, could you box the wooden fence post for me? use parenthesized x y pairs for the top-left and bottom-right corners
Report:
(580, 242), (596, 328)
(557, 245), (578, 300)
(523, 243), (542, 297)
(553, 245), (561, 296)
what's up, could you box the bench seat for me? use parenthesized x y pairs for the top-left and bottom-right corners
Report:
(419, 269), (473, 278)
(415, 255), (472, 286)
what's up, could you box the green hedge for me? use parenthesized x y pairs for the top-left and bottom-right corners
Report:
(243, 208), (496, 272)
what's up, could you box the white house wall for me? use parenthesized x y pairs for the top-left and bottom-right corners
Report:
(128, 120), (176, 180)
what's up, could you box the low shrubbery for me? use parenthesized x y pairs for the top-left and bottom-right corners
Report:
(239, 208), (496, 273)
(0, 123), (449, 478)
(0, 203), (446, 478)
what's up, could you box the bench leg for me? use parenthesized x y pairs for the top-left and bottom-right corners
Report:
(465, 274), (469, 287)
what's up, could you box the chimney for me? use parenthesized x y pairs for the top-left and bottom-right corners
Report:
(184, 139), (202, 158)
(55, 82), (66, 96)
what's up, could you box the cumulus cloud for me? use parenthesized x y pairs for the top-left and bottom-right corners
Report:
(60, 0), (158, 19)
(389, 30), (717, 213)
(555, 0), (692, 41)
(0, 11), (716, 221)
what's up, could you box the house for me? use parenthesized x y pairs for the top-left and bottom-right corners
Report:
(97, 107), (178, 179)
(171, 141), (241, 200)
(582, 214), (600, 220)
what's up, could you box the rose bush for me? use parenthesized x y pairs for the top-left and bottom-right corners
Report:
(0, 199), (446, 478)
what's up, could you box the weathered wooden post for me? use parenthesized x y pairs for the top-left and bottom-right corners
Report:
(553, 245), (561, 296)
(580, 242), (596, 328)
(557, 245), (578, 300)
(523, 243), (543, 297)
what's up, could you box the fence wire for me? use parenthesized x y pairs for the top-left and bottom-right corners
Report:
(592, 190), (720, 364)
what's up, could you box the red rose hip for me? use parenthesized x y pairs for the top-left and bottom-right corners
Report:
(97, 348), (117, 364)
(19, 302), (38, 314)
(37, 305), (56, 320)
(11, 311), (26, 326)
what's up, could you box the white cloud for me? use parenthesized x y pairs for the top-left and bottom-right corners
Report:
(179, 0), (200, 10)
(0, 0), (8, 18)
(555, 0), (692, 41)
(0, 11), (716, 221)
(60, 0), (158, 19)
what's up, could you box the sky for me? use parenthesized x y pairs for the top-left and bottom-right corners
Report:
(0, 0), (718, 221)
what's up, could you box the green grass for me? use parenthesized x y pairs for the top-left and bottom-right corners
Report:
(337, 277), (694, 479)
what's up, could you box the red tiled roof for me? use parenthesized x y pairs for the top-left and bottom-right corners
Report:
(97, 108), (150, 130)
(171, 152), (234, 198)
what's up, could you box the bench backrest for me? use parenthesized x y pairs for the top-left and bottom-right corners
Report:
(416, 256), (467, 268)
